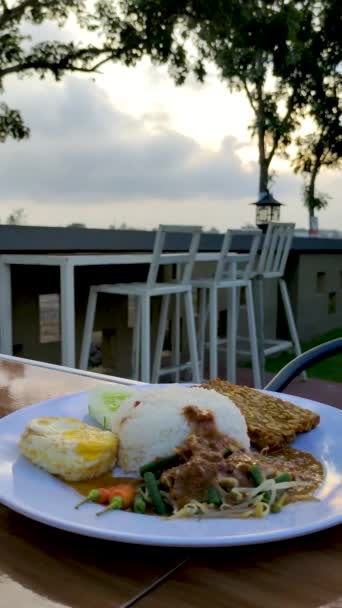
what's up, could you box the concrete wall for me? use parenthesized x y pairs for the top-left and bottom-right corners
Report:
(292, 253), (342, 341)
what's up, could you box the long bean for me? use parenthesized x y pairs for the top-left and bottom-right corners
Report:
(133, 495), (146, 514)
(248, 464), (264, 486)
(143, 472), (167, 515)
(139, 454), (182, 479)
(275, 472), (293, 483)
(207, 485), (222, 507)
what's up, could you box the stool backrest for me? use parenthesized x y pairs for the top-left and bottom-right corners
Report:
(214, 229), (262, 282)
(257, 223), (295, 278)
(147, 224), (202, 288)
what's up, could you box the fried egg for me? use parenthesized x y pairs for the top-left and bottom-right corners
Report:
(18, 417), (118, 481)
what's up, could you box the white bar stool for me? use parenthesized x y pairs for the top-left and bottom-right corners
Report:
(246, 222), (305, 385)
(79, 225), (202, 384)
(191, 229), (262, 388)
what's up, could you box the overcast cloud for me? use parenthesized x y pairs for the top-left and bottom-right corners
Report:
(1, 71), (341, 230)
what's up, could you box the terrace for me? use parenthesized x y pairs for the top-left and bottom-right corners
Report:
(0, 223), (341, 404)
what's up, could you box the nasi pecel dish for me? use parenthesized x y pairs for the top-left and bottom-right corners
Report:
(18, 380), (323, 519)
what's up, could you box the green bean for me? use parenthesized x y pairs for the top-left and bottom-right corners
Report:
(143, 472), (167, 515)
(248, 464), (264, 486)
(207, 485), (222, 507)
(133, 495), (146, 514)
(139, 454), (182, 479)
(275, 472), (293, 483)
(262, 491), (271, 503)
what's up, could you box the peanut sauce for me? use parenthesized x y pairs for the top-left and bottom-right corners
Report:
(257, 446), (324, 502)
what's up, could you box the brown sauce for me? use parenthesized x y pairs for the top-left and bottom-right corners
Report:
(64, 447), (324, 511)
(259, 446), (324, 502)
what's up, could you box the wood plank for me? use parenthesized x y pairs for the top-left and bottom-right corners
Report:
(135, 527), (342, 608)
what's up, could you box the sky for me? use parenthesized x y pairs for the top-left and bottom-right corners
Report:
(0, 19), (341, 231)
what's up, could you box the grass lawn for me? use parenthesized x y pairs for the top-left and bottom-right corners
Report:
(263, 328), (342, 383)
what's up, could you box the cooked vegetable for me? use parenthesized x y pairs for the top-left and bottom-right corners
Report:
(133, 495), (146, 514)
(96, 483), (137, 515)
(139, 454), (182, 479)
(275, 472), (293, 483)
(207, 485), (222, 507)
(271, 492), (288, 513)
(75, 488), (110, 509)
(108, 484), (136, 507)
(248, 464), (264, 486)
(144, 472), (167, 515)
(97, 496), (124, 515)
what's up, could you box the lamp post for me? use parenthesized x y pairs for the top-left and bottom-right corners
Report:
(251, 190), (283, 233)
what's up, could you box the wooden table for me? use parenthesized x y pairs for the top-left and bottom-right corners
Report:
(0, 357), (341, 608)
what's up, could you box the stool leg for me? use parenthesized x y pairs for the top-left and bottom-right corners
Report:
(253, 276), (265, 387)
(279, 279), (307, 380)
(198, 287), (207, 379)
(227, 286), (238, 383)
(245, 281), (262, 389)
(172, 292), (181, 383)
(208, 286), (218, 379)
(140, 294), (151, 383)
(152, 294), (170, 383)
(184, 289), (200, 383)
(79, 287), (98, 369)
(132, 297), (141, 380)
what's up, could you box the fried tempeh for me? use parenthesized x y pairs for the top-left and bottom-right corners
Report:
(200, 378), (320, 451)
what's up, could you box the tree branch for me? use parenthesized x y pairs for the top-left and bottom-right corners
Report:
(0, 0), (40, 28)
(0, 50), (116, 80)
(266, 93), (295, 165)
(242, 80), (256, 114)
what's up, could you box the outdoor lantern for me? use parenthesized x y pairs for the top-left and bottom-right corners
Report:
(251, 190), (283, 232)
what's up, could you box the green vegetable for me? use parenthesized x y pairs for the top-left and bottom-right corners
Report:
(88, 384), (136, 429)
(275, 472), (293, 483)
(133, 495), (146, 514)
(271, 492), (288, 513)
(248, 464), (264, 486)
(96, 496), (124, 516)
(144, 472), (167, 515)
(75, 489), (101, 509)
(261, 491), (271, 503)
(207, 485), (222, 507)
(139, 454), (182, 479)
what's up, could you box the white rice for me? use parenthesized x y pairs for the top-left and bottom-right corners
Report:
(115, 385), (249, 472)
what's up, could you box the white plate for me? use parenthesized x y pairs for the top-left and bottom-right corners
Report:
(0, 388), (341, 547)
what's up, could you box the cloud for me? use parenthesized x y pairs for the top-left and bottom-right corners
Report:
(1, 75), (264, 202)
(1, 72), (341, 231)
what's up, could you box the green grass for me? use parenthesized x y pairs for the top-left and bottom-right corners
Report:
(262, 328), (342, 383)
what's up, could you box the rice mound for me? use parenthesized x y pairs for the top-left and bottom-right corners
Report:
(115, 385), (250, 472)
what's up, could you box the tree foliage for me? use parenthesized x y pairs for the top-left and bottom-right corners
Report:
(92, 0), (341, 196)
(0, 0), (122, 142)
(292, 0), (342, 217)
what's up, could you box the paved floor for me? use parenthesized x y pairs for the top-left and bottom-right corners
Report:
(236, 368), (341, 409)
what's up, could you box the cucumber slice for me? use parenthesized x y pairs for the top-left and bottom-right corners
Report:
(88, 384), (136, 430)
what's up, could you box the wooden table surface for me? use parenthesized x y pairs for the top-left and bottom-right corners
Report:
(0, 358), (341, 608)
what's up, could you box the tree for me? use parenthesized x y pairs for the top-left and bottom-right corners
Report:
(66, 222), (87, 228)
(293, 122), (341, 230)
(0, 0), (122, 142)
(95, 0), (317, 195)
(292, 0), (342, 229)
(5, 207), (26, 224)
